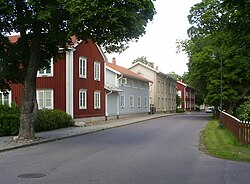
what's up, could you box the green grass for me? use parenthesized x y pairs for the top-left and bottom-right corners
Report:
(202, 119), (250, 162)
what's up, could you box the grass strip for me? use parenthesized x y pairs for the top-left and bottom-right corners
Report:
(203, 119), (250, 162)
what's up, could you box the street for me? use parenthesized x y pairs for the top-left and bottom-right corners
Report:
(0, 113), (250, 184)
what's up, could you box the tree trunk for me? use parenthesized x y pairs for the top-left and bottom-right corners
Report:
(18, 31), (41, 140)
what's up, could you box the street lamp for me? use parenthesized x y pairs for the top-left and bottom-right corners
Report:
(211, 51), (223, 127)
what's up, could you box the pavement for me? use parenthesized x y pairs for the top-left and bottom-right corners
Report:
(0, 113), (175, 153)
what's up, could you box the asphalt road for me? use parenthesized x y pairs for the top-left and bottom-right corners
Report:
(0, 113), (250, 184)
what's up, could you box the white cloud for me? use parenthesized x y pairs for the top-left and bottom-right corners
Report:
(106, 0), (201, 76)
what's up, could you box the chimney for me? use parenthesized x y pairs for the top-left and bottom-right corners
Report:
(112, 57), (116, 65)
(156, 66), (158, 70)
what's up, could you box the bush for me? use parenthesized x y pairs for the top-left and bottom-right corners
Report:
(35, 109), (74, 132)
(0, 106), (74, 136)
(0, 104), (20, 136)
(235, 96), (250, 122)
(176, 108), (185, 113)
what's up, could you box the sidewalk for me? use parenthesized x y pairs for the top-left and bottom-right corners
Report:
(0, 113), (174, 153)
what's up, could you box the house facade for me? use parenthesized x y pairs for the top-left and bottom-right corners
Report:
(129, 62), (176, 113)
(176, 81), (195, 111)
(105, 59), (151, 119)
(7, 36), (106, 121)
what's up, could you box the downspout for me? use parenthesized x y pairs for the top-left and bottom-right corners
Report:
(149, 82), (153, 114)
(105, 90), (112, 121)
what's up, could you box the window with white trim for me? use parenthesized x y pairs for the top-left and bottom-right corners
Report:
(137, 96), (141, 108)
(37, 89), (53, 109)
(79, 89), (87, 109)
(79, 56), (87, 78)
(94, 61), (100, 81)
(0, 91), (11, 105)
(94, 91), (101, 109)
(38, 59), (53, 77)
(129, 95), (134, 108)
(120, 95), (125, 108)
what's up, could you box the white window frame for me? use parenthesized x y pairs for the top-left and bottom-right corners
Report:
(129, 95), (134, 108)
(37, 89), (54, 109)
(0, 91), (11, 106)
(94, 61), (101, 81)
(79, 89), (87, 109)
(79, 56), (87, 78)
(137, 96), (141, 108)
(120, 95), (125, 108)
(37, 59), (54, 77)
(94, 91), (101, 109)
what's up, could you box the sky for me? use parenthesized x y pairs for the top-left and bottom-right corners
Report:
(106, 0), (201, 76)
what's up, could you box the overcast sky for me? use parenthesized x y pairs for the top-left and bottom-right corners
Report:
(106, 0), (201, 76)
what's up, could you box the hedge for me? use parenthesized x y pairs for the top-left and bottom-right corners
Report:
(0, 105), (74, 136)
(35, 109), (74, 132)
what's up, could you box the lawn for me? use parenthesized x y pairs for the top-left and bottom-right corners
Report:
(202, 119), (250, 162)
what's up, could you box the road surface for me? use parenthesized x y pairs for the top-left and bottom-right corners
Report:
(0, 113), (250, 184)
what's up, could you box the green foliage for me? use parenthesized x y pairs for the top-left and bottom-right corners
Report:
(235, 96), (250, 122)
(0, 107), (74, 136)
(179, 0), (250, 112)
(176, 108), (185, 113)
(35, 109), (74, 132)
(0, 0), (155, 138)
(176, 94), (182, 108)
(0, 104), (20, 136)
(132, 56), (154, 68)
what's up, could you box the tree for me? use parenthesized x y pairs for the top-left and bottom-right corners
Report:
(0, 0), (156, 140)
(179, 0), (250, 113)
(167, 72), (181, 81)
(132, 56), (154, 68)
(235, 96), (250, 122)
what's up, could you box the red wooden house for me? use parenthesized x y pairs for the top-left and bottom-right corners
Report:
(7, 36), (106, 120)
(176, 80), (195, 111)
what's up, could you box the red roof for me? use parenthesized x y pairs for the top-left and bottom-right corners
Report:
(106, 62), (151, 82)
(8, 35), (19, 43)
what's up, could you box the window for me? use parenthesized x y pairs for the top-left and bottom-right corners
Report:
(79, 56), (87, 78)
(38, 59), (53, 77)
(37, 89), (53, 109)
(137, 96), (141, 108)
(129, 95), (134, 108)
(158, 97), (161, 108)
(79, 89), (87, 109)
(0, 91), (11, 105)
(120, 95), (125, 108)
(94, 91), (101, 109)
(94, 61), (100, 81)
(144, 97), (148, 108)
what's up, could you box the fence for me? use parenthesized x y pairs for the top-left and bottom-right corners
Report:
(217, 110), (250, 144)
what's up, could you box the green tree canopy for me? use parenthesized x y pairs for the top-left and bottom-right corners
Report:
(179, 0), (250, 113)
(0, 0), (156, 139)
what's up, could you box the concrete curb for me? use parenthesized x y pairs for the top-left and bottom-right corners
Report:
(0, 113), (177, 153)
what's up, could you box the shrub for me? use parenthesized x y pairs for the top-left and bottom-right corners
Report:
(35, 109), (74, 132)
(176, 108), (185, 113)
(0, 106), (74, 136)
(0, 114), (20, 136)
(235, 96), (250, 122)
(0, 104), (20, 136)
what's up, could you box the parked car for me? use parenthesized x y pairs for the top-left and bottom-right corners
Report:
(205, 107), (213, 113)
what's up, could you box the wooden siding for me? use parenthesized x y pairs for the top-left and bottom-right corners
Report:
(73, 40), (105, 118)
(37, 54), (66, 111)
(10, 54), (67, 112)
